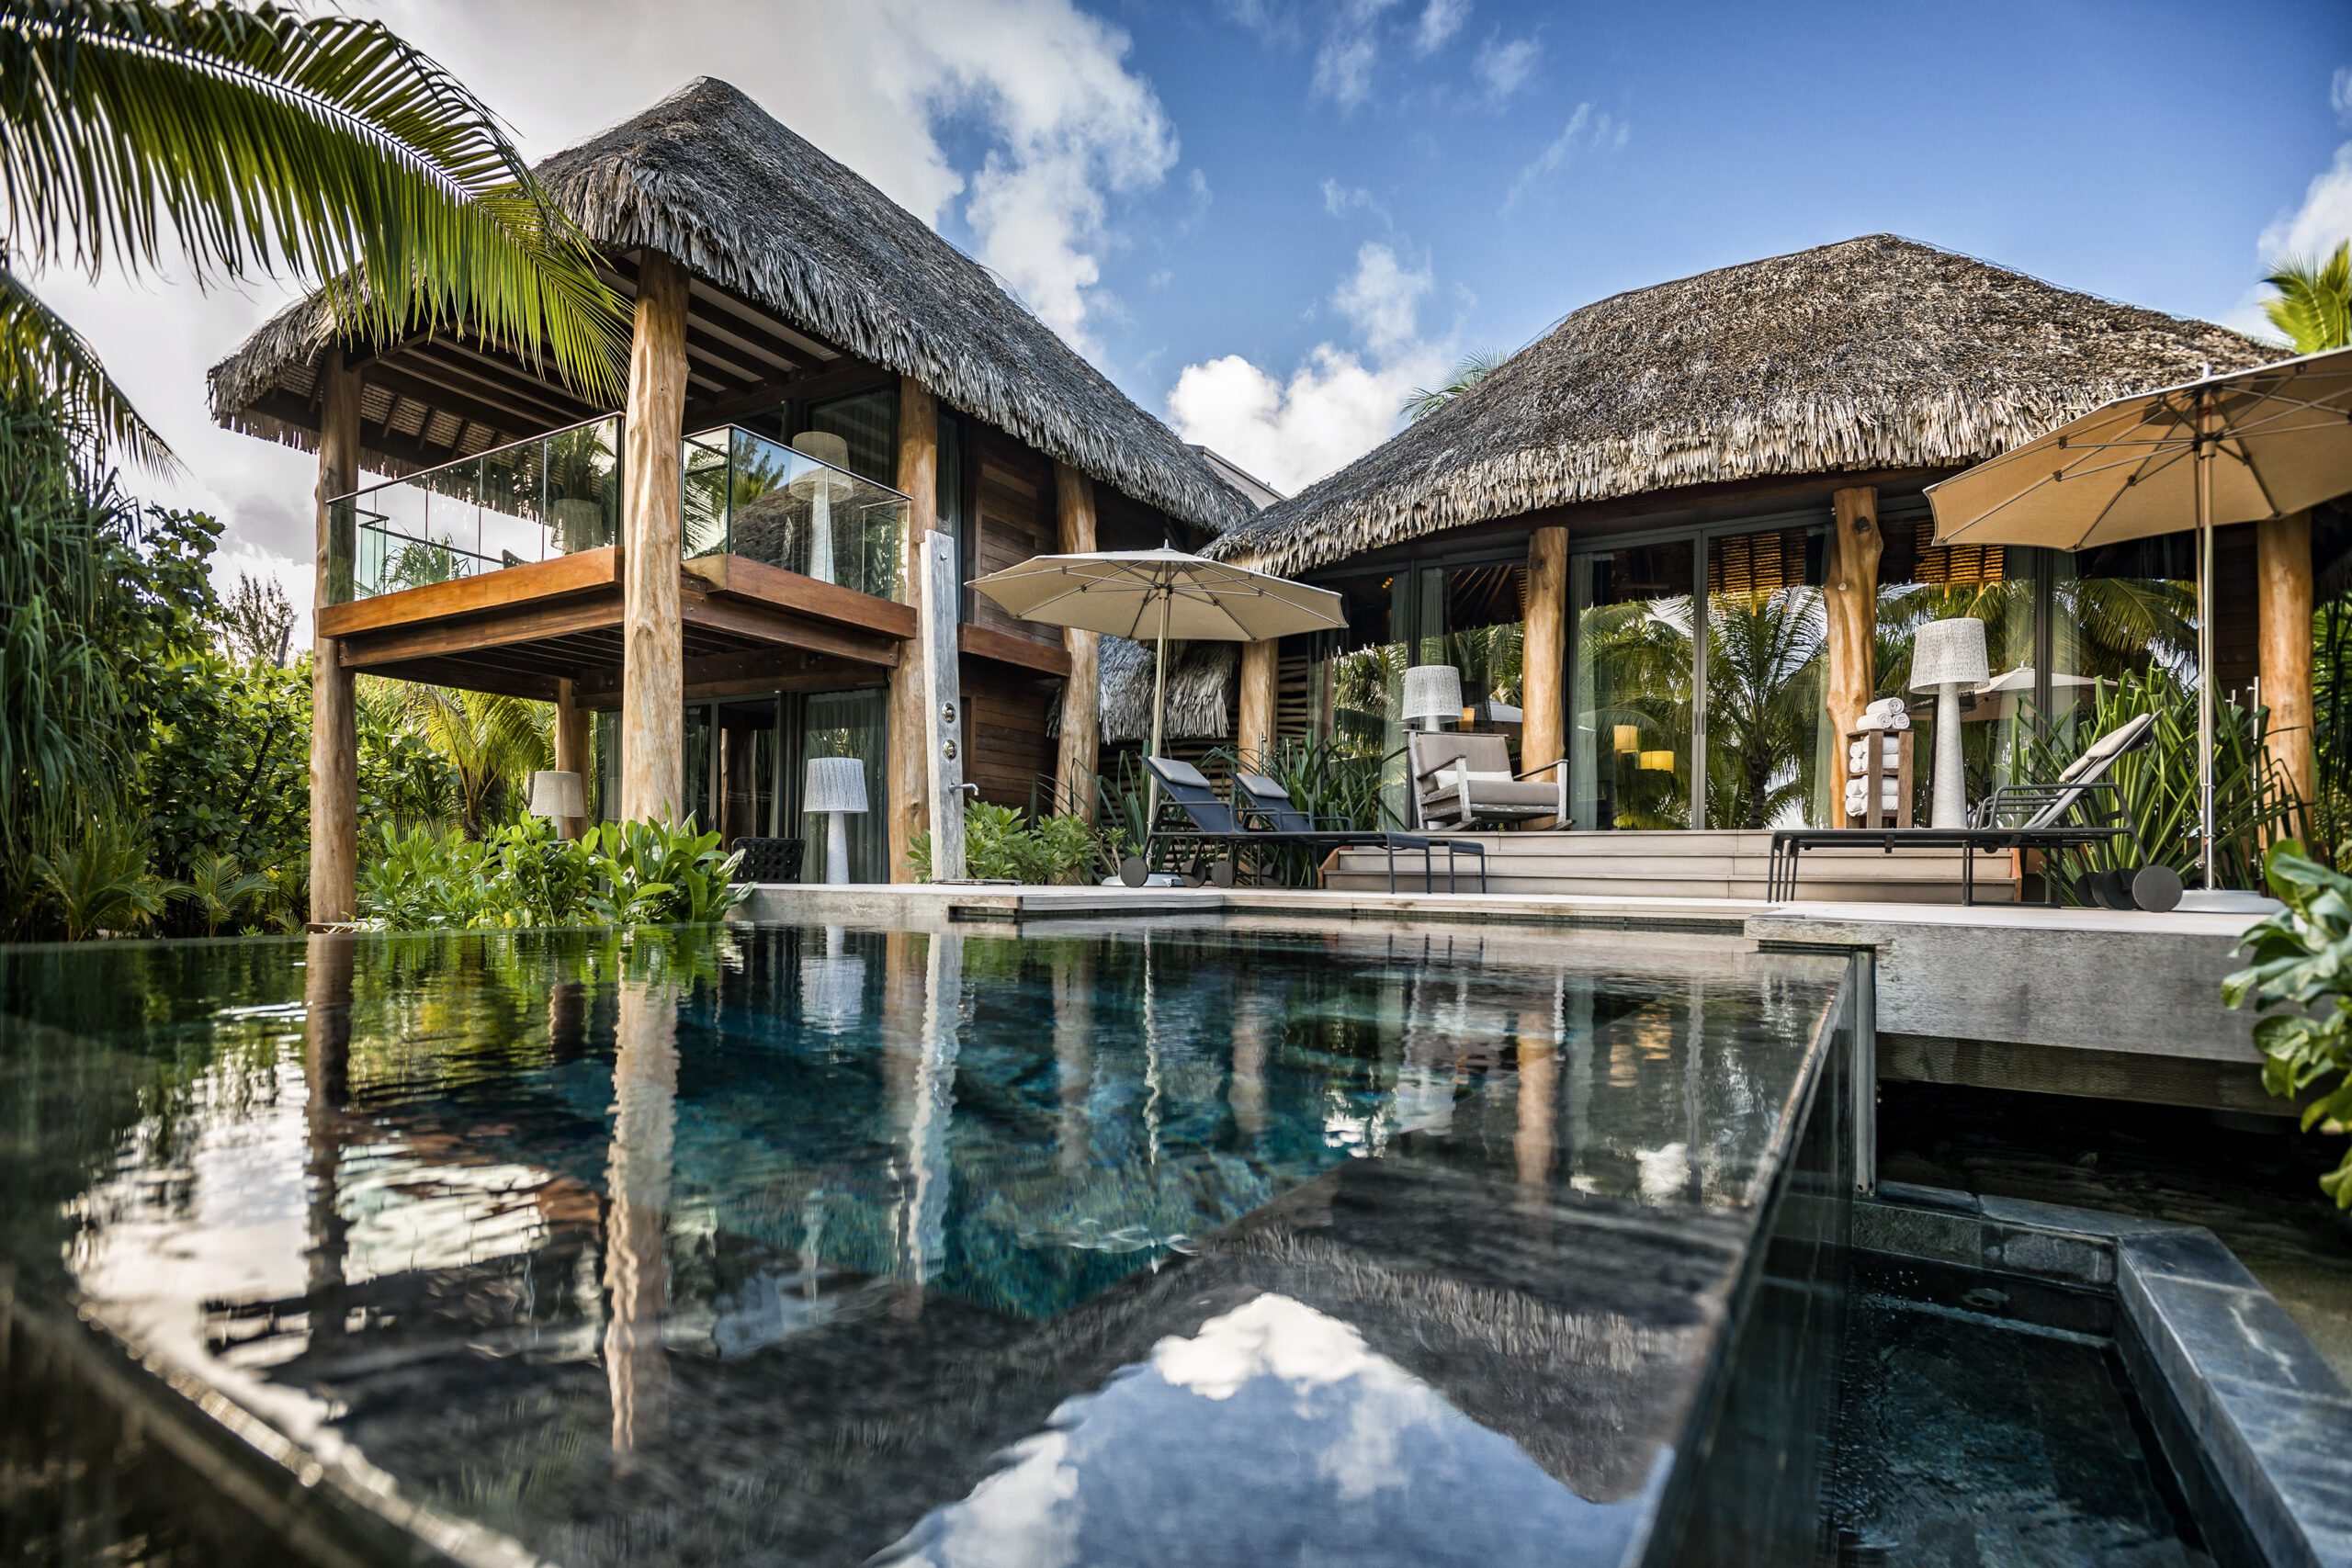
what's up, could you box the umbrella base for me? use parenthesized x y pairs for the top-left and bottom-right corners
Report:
(2175, 888), (2284, 916)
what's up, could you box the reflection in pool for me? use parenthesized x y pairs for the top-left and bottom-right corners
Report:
(0, 921), (1847, 1566)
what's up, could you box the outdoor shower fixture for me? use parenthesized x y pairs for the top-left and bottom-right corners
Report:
(1910, 617), (1990, 829)
(1404, 664), (1464, 732)
(804, 756), (868, 886)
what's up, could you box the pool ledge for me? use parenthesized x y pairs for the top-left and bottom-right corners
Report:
(1857, 1184), (2352, 1568)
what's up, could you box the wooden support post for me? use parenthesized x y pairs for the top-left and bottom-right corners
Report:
(889, 377), (939, 879)
(920, 531), (967, 880)
(1236, 640), (1278, 769)
(1522, 525), (1570, 783)
(1824, 486), (1884, 750)
(1053, 462), (1101, 818)
(309, 349), (362, 926)
(619, 254), (690, 823)
(2256, 509), (2315, 825)
(554, 677), (591, 839)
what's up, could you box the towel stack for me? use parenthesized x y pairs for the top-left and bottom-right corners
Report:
(1854, 697), (1910, 731)
(1845, 778), (1902, 817)
(1847, 736), (1904, 774)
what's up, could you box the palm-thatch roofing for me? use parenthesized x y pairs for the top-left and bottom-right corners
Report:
(208, 77), (1250, 536)
(1213, 234), (2273, 576)
(1054, 636), (1236, 744)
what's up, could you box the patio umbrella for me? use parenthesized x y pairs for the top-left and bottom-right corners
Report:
(970, 546), (1346, 795)
(1926, 347), (2352, 895)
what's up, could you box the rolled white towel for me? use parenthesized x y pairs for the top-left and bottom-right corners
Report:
(1865, 696), (1912, 731)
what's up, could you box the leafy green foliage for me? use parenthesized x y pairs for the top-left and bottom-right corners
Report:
(910, 801), (1102, 885)
(2016, 669), (2304, 893)
(355, 817), (744, 932)
(2223, 842), (2352, 1205)
(1402, 350), (1505, 423)
(28, 818), (179, 940)
(2261, 241), (2352, 355)
(178, 847), (275, 936)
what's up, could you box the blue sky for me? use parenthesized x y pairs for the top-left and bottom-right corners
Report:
(40, 0), (2352, 616)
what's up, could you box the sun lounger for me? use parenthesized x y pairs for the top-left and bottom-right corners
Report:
(1129, 758), (1485, 892)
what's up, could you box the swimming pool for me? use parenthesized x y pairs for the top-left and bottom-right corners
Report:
(0, 919), (1853, 1566)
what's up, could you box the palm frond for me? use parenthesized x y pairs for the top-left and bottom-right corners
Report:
(1, 0), (627, 400)
(1401, 350), (1506, 423)
(0, 258), (175, 470)
(2261, 241), (2352, 355)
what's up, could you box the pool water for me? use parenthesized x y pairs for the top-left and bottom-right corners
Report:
(1828, 1257), (2215, 1568)
(0, 920), (1849, 1567)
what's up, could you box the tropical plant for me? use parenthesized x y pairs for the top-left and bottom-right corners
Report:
(354, 817), (743, 931)
(1, 0), (626, 469)
(910, 801), (1100, 885)
(2222, 841), (2352, 1205)
(1206, 736), (1390, 886)
(179, 847), (273, 935)
(1401, 350), (1505, 423)
(2317, 589), (2352, 865)
(404, 685), (549, 838)
(28, 818), (179, 939)
(584, 819), (747, 924)
(2260, 240), (2352, 355)
(216, 571), (295, 668)
(2015, 668), (2305, 894)
(1704, 587), (1825, 829)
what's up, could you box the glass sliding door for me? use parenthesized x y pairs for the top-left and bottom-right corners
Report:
(786, 688), (891, 883)
(1703, 525), (1831, 828)
(1436, 560), (1528, 746)
(1875, 515), (2039, 821)
(1315, 573), (1412, 825)
(1571, 540), (1696, 829)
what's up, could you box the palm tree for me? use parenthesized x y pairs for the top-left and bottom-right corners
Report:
(407, 686), (549, 838)
(1703, 589), (1826, 829)
(2261, 241), (2351, 355)
(1401, 351), (1506, 423)
(1, 0), (626, 468)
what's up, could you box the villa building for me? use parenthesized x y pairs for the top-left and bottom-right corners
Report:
(1206, 236), (2333, 886)
(208, 77), (1253, 920)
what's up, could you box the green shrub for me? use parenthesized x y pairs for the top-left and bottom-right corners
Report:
(2222, 840), (2352, 1206)
(354, 818), (744, 931)
(910, 801), (1102, 884)
(28, 819), (181, 940)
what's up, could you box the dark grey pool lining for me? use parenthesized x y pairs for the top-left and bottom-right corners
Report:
(1859, 1182), (2352, 1568)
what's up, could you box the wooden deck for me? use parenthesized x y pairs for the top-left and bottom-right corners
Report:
(316, 547), (914, 705)
(1321, 829), (2021, 903)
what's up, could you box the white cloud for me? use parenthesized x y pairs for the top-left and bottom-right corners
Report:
(1167, 242), (1450, 493)
(1310, 0), (1405, 110)
(1502, 102), (1629, 211)
(40, 0), (1179, 613)
(1319, 178), (1389, 226)
(2258, 141), (2352, 265)
(1331, 242), (1431, 357)
(2333, 64), (2351, 126)
(1412, 0), (1470, 55)
(1472, 34), (1541, 102)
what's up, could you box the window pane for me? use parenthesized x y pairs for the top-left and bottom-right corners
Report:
(1572, 541), (1694, 829)
(1875, 517), (2036, 821)
(1703, 527), (1830, 829)
(804, 389), (899, 486)
(797, 689), (891, 883)
(1440, 562), (1527, 745)
(1315, 574), (1409, 826)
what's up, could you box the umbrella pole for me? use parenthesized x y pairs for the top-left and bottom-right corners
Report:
(2197, 395), (2217, 891)
(1147, 586), (1171, 828)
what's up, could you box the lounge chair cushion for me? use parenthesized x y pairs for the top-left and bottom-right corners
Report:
(1431, 766), (1513, 790)
(1430, 779), (1558, 811)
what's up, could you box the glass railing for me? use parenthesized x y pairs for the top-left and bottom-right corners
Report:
(682, 426), (910, 604)
(329, 415), (624, 604)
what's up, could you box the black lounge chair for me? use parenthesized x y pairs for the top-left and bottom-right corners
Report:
(1767, 712), (2182, 909)
(1127, 758), (1486, 893)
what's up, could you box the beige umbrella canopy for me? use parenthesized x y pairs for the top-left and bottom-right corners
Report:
(1927, 347), (2352, 894)
(971, 547), (1345, 789)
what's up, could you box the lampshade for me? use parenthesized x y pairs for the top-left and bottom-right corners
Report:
(1910, 617), (1990, 692)
(1402, 664), (1464, 723)
(1637, 750), (1676, 773)
(527, 770), (583, 819)
(789, 430), (857, 496)
(1612, 724), (1640, 754)
(804, 755), (869, 815)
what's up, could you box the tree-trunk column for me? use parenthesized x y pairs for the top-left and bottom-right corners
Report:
(309, 350), (361, 926)
(889, 377), (940, 879)
(554, 677), (592, 840)
(1522, 525), (1570, 781)
(1054, 462), (1101, 817)
(1236, 640), (1277, 769)
(2256, 510), (2315, 821)
(619, 254), (690, 824)
(1825, 487), (1883, 748)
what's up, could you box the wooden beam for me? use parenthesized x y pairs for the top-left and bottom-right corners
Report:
(338, 592), (624, 667)
(1521, 525), (1569, 806)
(2256, 510), (2316, 838)
(319, 547), (620, 637)
(960, 621), (1071, 676)
(683, 553), (918, 639)
(1825, 486), (1883, 748)
(1053, 462), (1101, 817)
(620, 254), (691, 823)
(1235, 641), (1276, 771)
(351, 657), (565, 703)
(353, 362), (522, 448)
(376, 344), (599, 430)
(311, 351), (362, 926)
(679, 591), (902, 668)
(554, 679), (591, 839)
(888, 376), (939, 881)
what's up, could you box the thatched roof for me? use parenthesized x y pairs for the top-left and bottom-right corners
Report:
(1213, 234), (2273, 575)
(208, 78), (1250, 536)
(1055, 636), (1235, 743)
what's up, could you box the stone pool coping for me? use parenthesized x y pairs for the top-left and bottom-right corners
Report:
(1858, 1182), (2352, 1568)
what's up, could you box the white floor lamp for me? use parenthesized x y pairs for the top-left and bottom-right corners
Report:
(804, 756), (868, 885)
(1910, 618), (1989, 829)
(1403, 664), (1464, 733)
